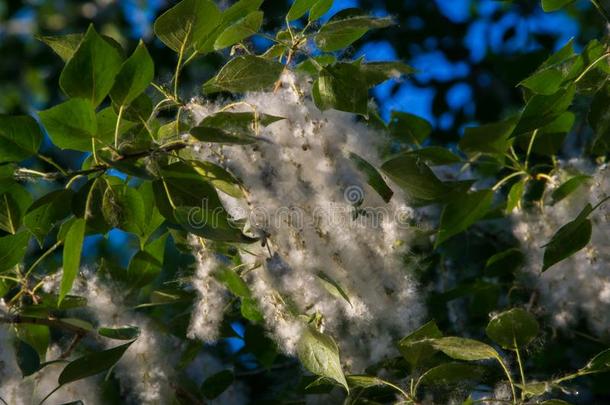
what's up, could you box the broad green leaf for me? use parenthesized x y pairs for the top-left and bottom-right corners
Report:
(39, 98), (97, 152)
(541, 0), (575, 12)
(551, 175), (591, 204)
(297, 326), (348, 391)
(588, 81), (610, 154)
(459, 118), (516, 156)
(582, 348), (610, 373)
(313, 62), (369, 115)
(506, 178), (526, 213)
(127, 234), (168, 288)
(519, 68), (564, 95)
(37, 33), (84, 62)
(436, 190), (494, 247)
(16, 340), (41, 377)
(517, 111), (574, 156)
(241, 297), (264, 323)
(316, 271), (351, 305)
(381, 154), (457, 204)
(345, 375), (384, 389)
(214, 266), (251, 298)
(15, 323), (50, 361)
(485, 248), (525, 277)
(24, 190), (73, 245)
(60, 218), (86, 304)
(58, 342), (132, 385)
(388, 111), (432, 145)
(542, 203), (593, 271)
(403, 147), (462, 166)
(419, 362), (486, 387)
(192, 161), (244, 198)
(153, 0), (222, 53)
(72, 177), (111, 234)
(511, 85), (575, 137)
(0, 115), (43, 163)
(429, 337), (499, 361)
(0, 193), (21, 234)
(309, 0), (333, 21)
(486, 308), (539, 349)
(296, 55), (337, 75)
(349, 153), (393, 203)
(315, 15), (394, 52)
(214, 10), (263, 50)
(287, 0), (317, 20)
(190, 111), (284, 145)
(95, 107), (137, 147)
(201, 370), (234, 399)
(359, 61), (415, 86)
(98, 326), (140, 340)
(0, 231), (30, 272)
(203, 55), (284, 93)
(59, 25), (123, 107)
(110, 41), (154, 107)
(102, 184), (146, 236)
(190, 126), (259, 144)
(397, 320), (442, 369)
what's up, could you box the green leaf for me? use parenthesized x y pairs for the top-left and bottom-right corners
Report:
(506, 178), (526, 213)
(309, 0), (333, 21)
(313, 62), (369, 115)
(214, 266), (251, 298)
(517, 111), (574, 156)
(37, 33), (85, 62)
(349, 153), (393, 203)
(519, 68), (564, 95)
(102, 184), (146, 236)
(59, 25), (123, 107)
(315, 15), (394, 52)
(203, 55), (284, 94)
(15, 323), (50, 362)
(485, 248), (525, 277)
(201, 370), (234, 399)
(25, 190), (74, 245)
(58, 342), (132, 385)
(98, 326), (140, 340)
(429, 337), (499, 361)
(287, 0), (317, 20)
(583, 348), (610, 373)
(381, 154), (458, 204)
(542, 203), (593, 271)
(345, 375), (384, 389)
(397, 320), (443, 369)
(436, 190), (494, 247)
(72, 178), (111, 234)
(60, 218), (86, 304)
(153, 0), (222, 53)
(95, 107), (137, 147)
(190, 110), (283, 145)
(110, 41), (154, 107)
(541, 0), (575, 12)
(511, 85), (575, 137)
(359, 61), (415, 87)
(39, 98), (97, 152)
(192, 161), (244, 198)
(214, 10), (263, 50)
(0, 115), (43, 163)
(0, 193), (22, 234)
(297, 326), (348, 392)
(588, 81), (610, 154)
(419, 362), (486, 387)
(388, 111), (432, 145)
(0, 231), (30, 272)
(127, 234), (168, 288)
(485, 308), (539, 350)
(316, 271), (351, 305)
(16, 340), (41, 377)
(459, 118), (516, 156)
(552, 175), (591, 204)
(403, 147), (462, 166)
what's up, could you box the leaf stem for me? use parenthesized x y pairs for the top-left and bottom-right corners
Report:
(574, 51), (610, 83)
(514, 340), (527, 402)
(25, 240), (63, 279)
(114, 104), (125, 149)
(37, 154), (67, 175)
(524, 129), (538, 171)
(591, 0), (610, 23)
(492, 171), (527, 191)
(495, 355), (517, 405)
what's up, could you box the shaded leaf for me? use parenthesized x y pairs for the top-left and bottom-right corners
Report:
(0, 115), (43, 163)
(110, 41), (154, 107)
(60, 218), (86, 304)
(201, 370), (234, 399)
(436, 190), (494, 247)
(58, 342), (132, 385)
(397, 320), (442, 369)
(485, 308), (539, 349)
(315, 15), (394, 52)
(297, 326), (348, 391)
(214, 10), (263, 50)
(39, 98), (97, 152)
(203, 56), (283, 93)
(542, 203), (592, 271)
(388, 111), (432, 144)
(349, 153), (393, 203)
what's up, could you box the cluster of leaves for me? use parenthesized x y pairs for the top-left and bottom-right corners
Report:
(0, 0), (609, 403)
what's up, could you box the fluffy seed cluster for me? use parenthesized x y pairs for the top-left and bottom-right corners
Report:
(187, 73), (427, 371)
(512, 160), (610, 336)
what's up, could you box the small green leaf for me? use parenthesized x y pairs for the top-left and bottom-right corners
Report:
(397, 320), (443, 369)
(59, 25), (123, 107)
(542, 203), (593, 271)
(541, 0), (575, 12)
(403, 147), (462, 166)
(98, 326), (141, 340)
(153, 0), (222, 53)
(287, 0), (317, 20)
(126, 234), (168, 288)
(297, 326), (348, 392)
(588, 81), (610, 154)
(0, 193), (21, 234)
(519, 68), (564, 95)
(345, 375), (384, 389)
(39, 98), (97, 152)
(24, 190), (74, 245)
(309, 0), (333, 21)
(436, 190), (494, 247)
(429, 337), (499, 361)
(60, 218), (86, 304)
(15, 323), (50, 362)
(313, 62), (369, 115)
(388, 111), (432, 145)
(419, 362), (486, 387)
(485, 248), (525, 277)
(511, 85), (575, 137)
(582, 348), (610, 373)
(203, 55), (284, 94)
(37, 33), (84, 62)
(552, 175), (591, 204)
(460, 118), (517, 156)
(16, 340), (41, 377)
(315, 15), (394, 52)
(190, 126), (259, 144)
(110, 41), (154, 107)
(359, 61), (415, 86)
(214, 10), (263, 50)
(316, 271), (351, 305)
(201, 370), (234, 399)
(486, 308), (539, 350)
(214, 266), (251, 298)
(506, 178), (526, 213)
(349, 153), (393, 203)
(58, 342), (132, 385)
(0, 231), (30, 272)
(192, 161), (244, 198)
(0, 115), (43, 163)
